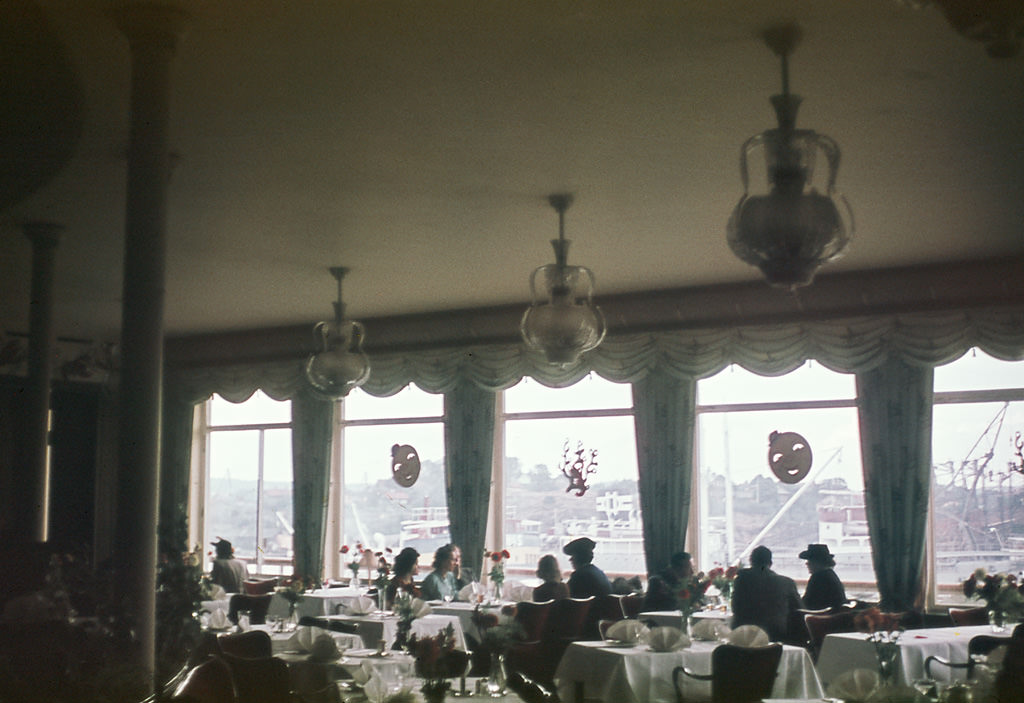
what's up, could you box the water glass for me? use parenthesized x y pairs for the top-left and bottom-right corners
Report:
(237, 609), (250, 631)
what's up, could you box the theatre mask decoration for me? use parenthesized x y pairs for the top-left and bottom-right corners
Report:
(391, 443), (421, 487)
(768, 430), (813, 484)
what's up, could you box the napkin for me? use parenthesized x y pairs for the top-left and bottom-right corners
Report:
(347, 595), (376, 614)
(726, 624), (769, 647)
(363, 674), (387, 703)
(643, 626), (690, 652)
(690, 618), (730, 642)
(405, 598), (431, 619)
(207, 584), (227, 601)
(288, 625), (329, 652)
(826, 668), (879, 702)
(503, 581), (533, 603)
(308, 633), (343, 662)
(207, 608), (231, 630)
(604, 619), (648, 643)
(457, 581), (486, 602)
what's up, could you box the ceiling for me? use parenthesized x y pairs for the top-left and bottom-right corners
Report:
(2, 0), (1023, 349)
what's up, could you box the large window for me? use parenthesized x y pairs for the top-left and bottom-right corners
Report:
(502, 375), (644, 579)
(340, 385), (445, 557)
(932, 350), (1024, 604)
(204, 391), (292, 575)
(696, 363), (872, 597)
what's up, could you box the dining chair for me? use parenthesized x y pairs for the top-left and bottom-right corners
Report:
(948, 606), (989, 627)
(228, 593), (273, 625)
(217, 629), (273, 658)
(925, 633), (1013, 679)
(672, 643), (783, 703)
(506, 671), (560, 703)
(993, 624), (1024, 702)
(169, 656), (235, 703)
(618, 593), (645, 619)
(187, 631), (224, 668)
(804, 609), (859, 662)
(219, 652), (292, 703)
(507, 596), (593, 690)
(515, 599), (554, 642)
(242, 577), (278, 595)
(584, 594), (624, 640)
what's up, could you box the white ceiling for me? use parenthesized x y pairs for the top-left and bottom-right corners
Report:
(2, 0), (1022, 345)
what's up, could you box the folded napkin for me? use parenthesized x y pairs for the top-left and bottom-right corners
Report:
(457, 581), (486, 602)
(207, 608), (231, 630)
(207, 584), (227, 601)
(643, 626), (689, 652)
(404, 597), (432, 619)
(346, 595), (376, 615)
(502, 581), (533, 603)
(826, 668), (879, 702)
(604, 619), (648, 643)
(727, 624), (769, 647)
(288, 625), (330, 652)
(690, 618), (730, 642)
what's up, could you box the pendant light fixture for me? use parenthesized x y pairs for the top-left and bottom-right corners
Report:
(727, 24), (853, 289)
(305, 266), (370, 398)
(520, 194), (606, 365)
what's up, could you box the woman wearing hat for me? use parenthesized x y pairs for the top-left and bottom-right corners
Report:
(209, 538), (248, 593)
(799, 543), (847, 610)
(562, 537), (612, 599)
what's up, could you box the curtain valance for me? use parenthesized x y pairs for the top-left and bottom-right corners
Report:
(168, 307), (1024, 401)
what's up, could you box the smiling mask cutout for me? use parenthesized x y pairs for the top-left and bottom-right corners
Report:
(768, 431), (813, 484)
(391, 443), (421, 487)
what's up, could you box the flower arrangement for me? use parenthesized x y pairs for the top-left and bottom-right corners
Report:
(674, 573), (713, 616)
(962, 569), (1024, 620)
(407, 623), (468, 699)
(486, 548), (510, 586)
(472, 604), (524, 653)
(854, 608), (903, 687)
(706, 564), (739, 603)
(340, 543), (364, 583)
(277, 576), (307, 617)
(374, 548), (394, 592)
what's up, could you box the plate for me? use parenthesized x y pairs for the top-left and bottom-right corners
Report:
(602, 640), (638, 648)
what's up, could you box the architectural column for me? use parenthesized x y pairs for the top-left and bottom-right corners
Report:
(111, 3), (187, 685)
(22, 221), (62, 541)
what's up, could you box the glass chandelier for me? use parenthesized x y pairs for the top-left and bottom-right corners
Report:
(727, 24), (853, 289)
(520, 194), (606, 365)
(305, 266), (370, 398)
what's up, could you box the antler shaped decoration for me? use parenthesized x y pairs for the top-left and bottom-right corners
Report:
(1012, 431), (1024, 477)
(560, 439), (598, 497)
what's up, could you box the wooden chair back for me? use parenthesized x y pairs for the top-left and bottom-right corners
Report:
(673, 644), (783, 703)
(220, 653), (292, 703)
(228, 593), (273, 625)
(585, 594), (624, 639)
(170, 656), (235, 703)
(804, 610), (858, 662)
(925, 633), (1012, 680)
(242, 578), (278, 595)
(949, 606), (989, 627)
(619, 593), (646, 619)
(515, 599), (553, 642)
(547, 596), (593, 642)
(217, 629), (273, 658)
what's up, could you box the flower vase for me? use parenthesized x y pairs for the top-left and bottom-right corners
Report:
(377, 588), (387, 616)
(988, 609), (1007, 633)
(486, 652), (507, 697)
(493, 581), (503, 603)
(286, 606), (299, 631)
(422, 681), (449, 703)
(874, 641), (899, 688)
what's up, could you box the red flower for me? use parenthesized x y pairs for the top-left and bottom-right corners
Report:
(725, 566), (739, 579)
(501, 549), (510, 559)
(340, 545), (350, 554)
(491, 552), (502, 563)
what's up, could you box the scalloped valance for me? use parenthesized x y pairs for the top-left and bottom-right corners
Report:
(168, 307), (1024, 403)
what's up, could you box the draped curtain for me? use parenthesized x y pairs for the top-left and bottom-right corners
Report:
(443, 382), (496, 583)
(632, 370), (697, 575)
(158, 385), (197, 552)
(856, 358), (934, 611)
(290, 388), (335, 583)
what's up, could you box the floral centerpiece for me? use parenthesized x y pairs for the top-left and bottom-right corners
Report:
(407, 623), (468, 703)
(277, 576), (307, 624)
(854, 607), (904, 687)
(962, 569), (1024, 629)
(706, 565), (739, 604)
(373, 549), (393, 612)
(340, 543), (364, 585)
(486, 548), (510, 600)
(674, 572), (713, 617)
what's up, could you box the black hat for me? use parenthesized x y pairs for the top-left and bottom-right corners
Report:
(562, 537), (596, 557)
(798, 543), (835, 563)
(211, 538), (233, 556)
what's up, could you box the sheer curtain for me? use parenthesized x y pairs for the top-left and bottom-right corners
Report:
(856, 358), (934, 611)
(632, 370), (697, 575)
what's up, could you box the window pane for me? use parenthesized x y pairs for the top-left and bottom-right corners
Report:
(207, 429), (261, 565)
(504, 374), (633, 413)
(935, 350), (1024, 392)
(209, 390), (290, 426)
(343, 385), (443, 421)
(504, 413), (645, 580)
(932, 400), (1024, 604)
(697, 405), (873, 598)
(342, 422), (445, 555)
(699, 363), (855, 406)
(261, 428), (294, 573)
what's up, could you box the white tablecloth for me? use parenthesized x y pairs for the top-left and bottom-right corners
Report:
(269, 587), (369, 620)
(319, 613), (468, 651)
(554, 640), (823, 703)
(431, 601), (512, 642)
(639, 609), (732, 629)
(248, 623), (364, 654)
(816, 624), (996, 687)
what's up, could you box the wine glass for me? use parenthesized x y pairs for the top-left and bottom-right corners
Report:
(443, 592), (453, 604)
(450, 649), (474, 697)
(912, 678), (938, 702)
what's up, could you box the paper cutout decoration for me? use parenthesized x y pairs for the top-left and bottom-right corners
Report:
(768, 430), (813, 484)
(560, 439), (598, 497)
(391, 444), (421, 487)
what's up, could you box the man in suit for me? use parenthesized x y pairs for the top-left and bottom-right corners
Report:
(730, 545), (803, 642)
(563, 537), (612, 598)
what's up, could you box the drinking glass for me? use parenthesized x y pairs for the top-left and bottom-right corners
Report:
(913, 678), (938, 702)
(237, 610), (250, 631)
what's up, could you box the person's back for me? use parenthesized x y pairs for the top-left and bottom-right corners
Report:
(731, 546), (802, 642)
(209, 539), (248, 593)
